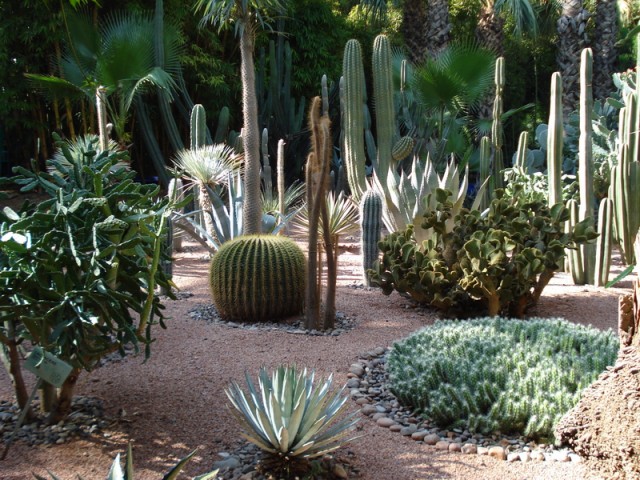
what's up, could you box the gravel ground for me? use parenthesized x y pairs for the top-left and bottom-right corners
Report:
(0, 239), (631, 479)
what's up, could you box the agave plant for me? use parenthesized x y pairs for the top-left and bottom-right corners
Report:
(49, 134), (129, 178)
(290, 191), (359, 241)
(226, 365), (359, 478)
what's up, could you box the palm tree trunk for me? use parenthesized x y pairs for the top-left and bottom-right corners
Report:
(557, 0), (590, 115)
(475, 1), (505, 122)
(592, 0), (618, 100)
(426, 0), (451, 59)
(240, 25), (262, 235)
(402, 0), (429, 64)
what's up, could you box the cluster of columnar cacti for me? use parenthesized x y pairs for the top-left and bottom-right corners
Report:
(359, 189), (382, 286)
(610, 35), (640, 266)
(209, 235), (306, 321)
(341, 36), (415, 206)
(387, 317), (618, 439)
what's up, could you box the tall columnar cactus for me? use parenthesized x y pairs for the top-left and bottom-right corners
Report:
(342, 39), (368, 202)
(96, 86), (109, 152)
(547, 72), (564, 208)
(478, 136), (491, 211)
(514, 131), (529, 170)
(209, 235), (306, 321)
(167, 177), (184, 252)
(305, 96), (335, 330)
(190, 104), (207, 150)
(372, 34), (395, 188)
(491, 57), (505, 192)
(277, 138), (286, 229)
(360, 190), (382, 286)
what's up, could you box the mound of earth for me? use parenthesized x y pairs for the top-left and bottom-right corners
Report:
(556, 292), (640, 480)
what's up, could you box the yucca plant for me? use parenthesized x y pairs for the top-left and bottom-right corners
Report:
(173, 143), (241, 238)
(34, 443), (219, 480)
(226, 365), (359, 479)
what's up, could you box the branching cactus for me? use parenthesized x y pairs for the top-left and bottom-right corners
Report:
(360, 189), (382, 286)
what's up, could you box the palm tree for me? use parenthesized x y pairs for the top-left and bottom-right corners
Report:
(26, 9), (179, 147)
(592, 0), (618, 100)
(556, 0), (589, 115)
(359, 0), (450, 62)
(195, 0), (286, 235)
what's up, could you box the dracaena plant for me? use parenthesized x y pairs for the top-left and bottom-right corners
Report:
(226, 365), (359, 479)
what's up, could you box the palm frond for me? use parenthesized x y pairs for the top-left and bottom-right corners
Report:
(290, 192), (359, 239)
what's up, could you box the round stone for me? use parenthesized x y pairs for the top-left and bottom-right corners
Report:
(423, 433), (441, 445)
(461, 444), (477, 455)
(488, 446), (506, 461)
(448, 442), (462, 453)
(376, 417), (396, 428)
(435, 441), (450, 451)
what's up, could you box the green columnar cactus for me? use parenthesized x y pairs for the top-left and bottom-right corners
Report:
(168, 177), (184, 252)
(213, 106), (230, 144)
(514, 131), (529, 170)
(342, 39), (368, 202)
(569, 48), (602, 285)
(595, 197), (613, 286)
(360, 189), (382, 286)
(209, 235), (306, 321)
(96, 86), (109, 152)
(190, 104), (207, 150)
(372, 34), (395, 188)
(566, 199), (583, 284)
(491, 57), (505, 192)
(478, 136), (491, 211)
(548, 72), (564, 208)
(277, 138), (286, 228)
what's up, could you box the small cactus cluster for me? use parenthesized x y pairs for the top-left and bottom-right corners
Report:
(387, 317), (618, 440)
(209, 235), (306, 322)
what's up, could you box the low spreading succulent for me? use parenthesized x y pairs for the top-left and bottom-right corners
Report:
(387, 317), (618, 441)
(226, 365), (359, 478)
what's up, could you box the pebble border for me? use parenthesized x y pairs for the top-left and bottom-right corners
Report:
(349, 347), (582, 464)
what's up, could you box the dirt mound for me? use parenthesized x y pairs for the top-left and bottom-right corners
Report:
(555, 292), (640, 480)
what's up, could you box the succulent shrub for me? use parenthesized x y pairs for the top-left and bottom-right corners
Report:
(226, 365), (359, 479)
(370, 187), (597, 317)
(0, 133), (181, 422)
(387, 317), (618, 441)
(209, 235), (306, 322)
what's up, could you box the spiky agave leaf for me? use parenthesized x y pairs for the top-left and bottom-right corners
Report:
(226, 365), (359, 467)
(173, 144), (241, 186)
(290, 192), (359, 239)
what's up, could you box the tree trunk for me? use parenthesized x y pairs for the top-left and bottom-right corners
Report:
(557, 0), (590, 115)
(402, 0), (429, 64)
(0, 339), (30, 410)
(46, 368), (81, 425)
(240, 25), (262, 235)
(592, 0), (618, 100)
(426, 0), (451, 59)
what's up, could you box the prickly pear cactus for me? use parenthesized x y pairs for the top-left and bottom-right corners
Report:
(209, 235), (306, 321)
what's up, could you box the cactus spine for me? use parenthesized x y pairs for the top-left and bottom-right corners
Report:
(360, 190), (382, 286)
(491, 57), (505, 191)
(547, 72), (564, 208)
(209, 235), (306, 321)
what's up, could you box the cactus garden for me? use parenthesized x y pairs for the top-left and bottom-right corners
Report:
(1, 0), (640, 479)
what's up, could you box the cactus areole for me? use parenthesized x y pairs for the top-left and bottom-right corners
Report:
(209, 235), (306, 322)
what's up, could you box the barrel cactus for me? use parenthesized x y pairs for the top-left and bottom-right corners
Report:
(209, 235), (306, 321)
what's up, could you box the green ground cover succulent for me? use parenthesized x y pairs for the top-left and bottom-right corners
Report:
(387, 317), (618, 441)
